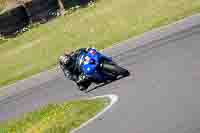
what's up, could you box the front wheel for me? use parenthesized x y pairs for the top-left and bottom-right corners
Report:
(109, 64), (130, 77)
(101, 60), (130, 78)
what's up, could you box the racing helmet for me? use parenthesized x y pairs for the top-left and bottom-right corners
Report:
(59, 49), (72, 65)
(64, 48), (71, 56)
(59, 55), (70, 65)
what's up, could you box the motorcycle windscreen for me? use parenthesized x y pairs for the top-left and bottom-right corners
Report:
(87, 52), (101, 64)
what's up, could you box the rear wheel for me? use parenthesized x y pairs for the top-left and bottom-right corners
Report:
(78, 85), (87, 91)
(77, 80), (91, 91)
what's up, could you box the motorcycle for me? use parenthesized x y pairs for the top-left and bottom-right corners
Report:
(76, 48), (130, 91)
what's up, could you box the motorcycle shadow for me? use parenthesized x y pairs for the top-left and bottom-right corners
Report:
(85, 73), (130, 93)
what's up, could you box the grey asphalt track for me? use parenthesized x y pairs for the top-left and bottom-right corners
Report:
(0, 14), (200, 133)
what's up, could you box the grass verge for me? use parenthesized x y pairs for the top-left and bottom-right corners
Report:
(0, 0), (6, 13)
(0, 97), (108, 133)
(0, 0), (200, 88)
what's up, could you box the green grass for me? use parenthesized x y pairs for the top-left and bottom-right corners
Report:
(0, 0), (200, 88)
(0, 7), (3, 13)
(0, 0), (6, 13)
(0, 97), (108, 133)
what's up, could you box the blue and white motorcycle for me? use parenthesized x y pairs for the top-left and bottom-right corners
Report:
(76, 48), (130, 91)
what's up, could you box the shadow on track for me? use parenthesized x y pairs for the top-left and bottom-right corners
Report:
(85, 74), (130, 93)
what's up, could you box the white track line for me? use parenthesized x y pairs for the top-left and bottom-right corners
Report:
(70, 94), (119, 133)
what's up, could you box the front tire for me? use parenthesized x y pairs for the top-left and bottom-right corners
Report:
(114, 65), (130, 77)
(101, 60), (129, 77)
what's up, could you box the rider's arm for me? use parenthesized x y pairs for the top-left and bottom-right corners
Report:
(59, 61), (73, 80)
(63, 68), (74, 80)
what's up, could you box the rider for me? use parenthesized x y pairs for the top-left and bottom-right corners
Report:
(59, 47), (115, 90)
(59, 48), (89, 86)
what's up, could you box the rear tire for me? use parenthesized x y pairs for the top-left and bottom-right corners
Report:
(79, 85), (87, 91)
(77, 80), (91, 91)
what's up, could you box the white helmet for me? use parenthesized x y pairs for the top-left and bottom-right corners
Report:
(59, 55), (70, 65)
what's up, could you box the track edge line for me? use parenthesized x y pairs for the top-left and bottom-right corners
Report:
(70, 94), (119, 133)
